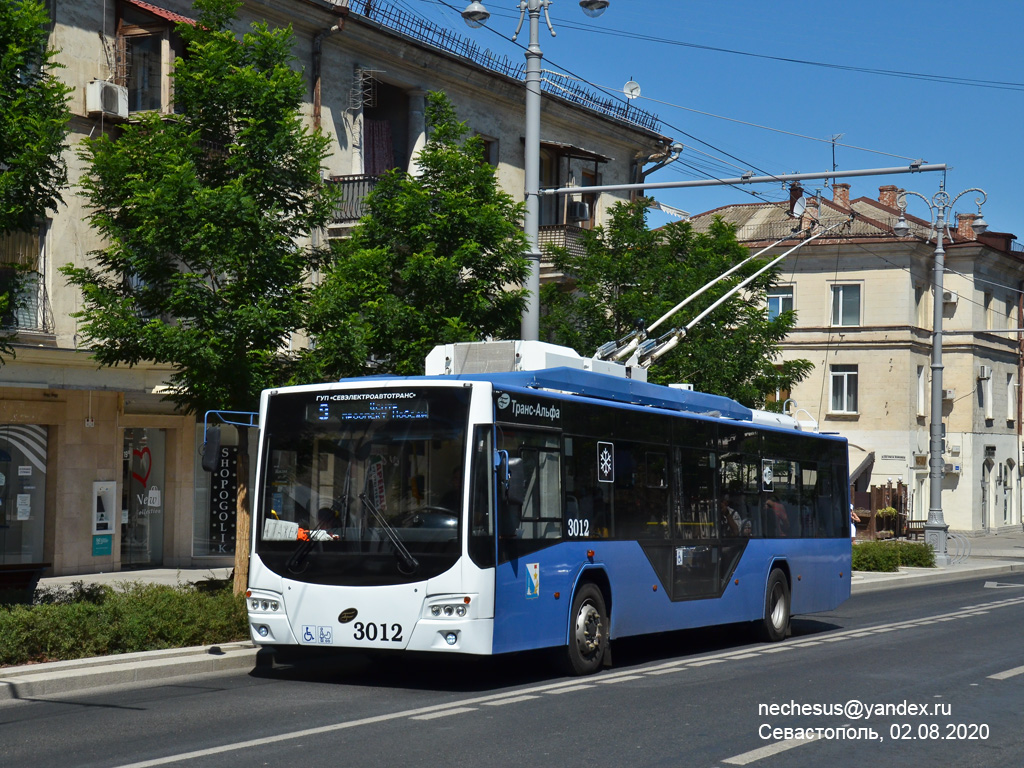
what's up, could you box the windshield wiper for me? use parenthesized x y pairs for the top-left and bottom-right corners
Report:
(359, 493), (419, 574)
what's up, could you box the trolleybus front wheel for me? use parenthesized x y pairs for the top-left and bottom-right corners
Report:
(756, 568), (791, 642)
(562, 583), (608, 676)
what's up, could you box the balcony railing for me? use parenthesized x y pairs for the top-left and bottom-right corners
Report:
(328, 174), (380, 225)
(1, 270), (54, 334)
(334, 0), (661, 134)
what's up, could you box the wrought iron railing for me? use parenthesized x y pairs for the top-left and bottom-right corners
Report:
(328, 174), (380, 224)
(337, 0), (661, 133)
(0, 270), (54, 334)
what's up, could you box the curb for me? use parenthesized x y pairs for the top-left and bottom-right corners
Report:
(851, 561), (1024, 595)
(0, 642), (261, 702)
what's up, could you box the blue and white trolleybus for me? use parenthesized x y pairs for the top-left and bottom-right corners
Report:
(246, 341), (851, 674)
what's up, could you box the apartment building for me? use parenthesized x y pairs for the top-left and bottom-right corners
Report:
(0, 0), (670, 576)
(689, 183), (1024, 534)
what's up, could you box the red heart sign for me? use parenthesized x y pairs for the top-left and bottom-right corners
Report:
(132, 446), (152, 487)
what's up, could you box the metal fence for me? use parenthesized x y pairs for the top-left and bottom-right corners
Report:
(328, 174), (379, 223)
(339, 0), (661, 133)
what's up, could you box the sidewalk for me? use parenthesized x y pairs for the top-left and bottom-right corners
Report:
(4, 531), (1024, 701)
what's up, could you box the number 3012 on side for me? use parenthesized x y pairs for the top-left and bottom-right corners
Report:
(567, 518), (590, 537)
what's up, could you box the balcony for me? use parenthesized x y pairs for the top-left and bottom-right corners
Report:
(539, 225), (588, 282)
(1, 270), (54, 336)
(327, 174), (380, 235)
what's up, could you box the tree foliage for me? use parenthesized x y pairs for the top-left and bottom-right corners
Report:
(299, 91), (529, 379)
(0, 0), (72, 362)
(541, 200), (812, 407)
(62, 0), (335, 415)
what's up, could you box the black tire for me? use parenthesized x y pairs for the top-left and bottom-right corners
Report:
(562, 583), (608, 676)
(756, 568), (790, 642)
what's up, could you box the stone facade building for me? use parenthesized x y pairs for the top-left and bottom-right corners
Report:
(690, 183), (1024, 534)
(0, 0), (669, 577)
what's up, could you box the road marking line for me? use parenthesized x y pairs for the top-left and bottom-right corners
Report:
(722, 735), (821, 765)
(690, 659), (725, 667)
(596, 675), (644, 684)
(411, 707), (477, 720)
(727, 653), (761, 659)
(988, 665), (1024, 680)
(644, 668), (683, 675)
(483, 695), (540, 706)
(546, 684), (595, 694)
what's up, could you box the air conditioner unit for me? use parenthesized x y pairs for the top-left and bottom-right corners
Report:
(86, 80), (128, 119)
(944, 462), (961, 475)
(941, 289), (958, 305)
(942, 388), (955, 400)
(978, 364), (992, 380)
(566, 201), (591, 223)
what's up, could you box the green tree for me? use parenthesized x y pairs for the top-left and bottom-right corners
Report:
(541, 200), (812, 407)
(299, 91), (529, 380)
(61, 0), (336, 591)
(0, 0), (72, 362)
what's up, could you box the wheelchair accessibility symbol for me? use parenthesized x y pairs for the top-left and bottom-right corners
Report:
(301, 625), (333, 644)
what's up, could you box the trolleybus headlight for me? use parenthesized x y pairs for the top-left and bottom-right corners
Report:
(251, 599), (259, 610)
(444, 632), (458, 646)
(455, 605), (467, 617)
(443, 605), (454, 616)
(270, 601), (279, 611)
(431, 606), (441, 616)
(255, 624), (270, 638)
(261, 600), (269, 611)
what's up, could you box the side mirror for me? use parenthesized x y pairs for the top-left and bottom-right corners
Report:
(201, 425), (222, 473)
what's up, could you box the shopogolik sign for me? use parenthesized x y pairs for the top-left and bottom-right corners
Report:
(209, 446), (238, 554)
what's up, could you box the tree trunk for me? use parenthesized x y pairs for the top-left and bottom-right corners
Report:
(232, 427), (251, 595)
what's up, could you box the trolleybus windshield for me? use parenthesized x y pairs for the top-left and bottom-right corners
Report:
(256, 387), (471, 586)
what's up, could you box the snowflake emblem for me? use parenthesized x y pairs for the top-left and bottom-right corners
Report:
(600, 447), (613, 475)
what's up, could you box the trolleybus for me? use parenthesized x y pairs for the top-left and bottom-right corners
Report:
(246, 341), (850, 674)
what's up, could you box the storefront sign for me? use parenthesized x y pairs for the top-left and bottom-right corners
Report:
(209, 446), (238, 554)
(92, 534), (113, 557)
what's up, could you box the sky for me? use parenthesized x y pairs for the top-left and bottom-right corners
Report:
(391, 0), (1024, 237)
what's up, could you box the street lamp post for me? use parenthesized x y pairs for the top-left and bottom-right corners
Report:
(462, 1), (610, 341)
(894, 181), (988, 565)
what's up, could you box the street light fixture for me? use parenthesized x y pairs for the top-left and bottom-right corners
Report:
(895, 180), (987, 565)
(462, 0), (611, 340)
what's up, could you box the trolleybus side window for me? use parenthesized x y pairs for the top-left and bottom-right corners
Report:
(496, 429), (561, 562)
(563, 436), (612, 540)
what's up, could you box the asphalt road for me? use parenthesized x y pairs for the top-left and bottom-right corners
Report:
(3, 575), (1023, 768)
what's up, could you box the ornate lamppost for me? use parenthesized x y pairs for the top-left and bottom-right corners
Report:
(894, 181), (988, 564)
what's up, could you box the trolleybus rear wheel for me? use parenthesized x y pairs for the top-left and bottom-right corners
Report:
(757, 568), (790, 642)
(562, 583), (608, 676)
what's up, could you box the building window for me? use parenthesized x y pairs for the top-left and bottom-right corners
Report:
(0, 225), (50, 333)
(984, 292), (994, 330)
(830, 284), (861, 326)
(767, 286), (794, 320)
(829, 364), (858, 414)
(116, 4), (187, 114)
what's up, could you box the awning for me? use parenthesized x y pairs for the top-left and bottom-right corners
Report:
(537, 140), (612, 164)
(849, 448), (875, 485)
(122, 0), (196, 25)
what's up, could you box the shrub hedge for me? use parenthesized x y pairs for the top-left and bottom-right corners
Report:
(0, 581), (248, 668)
(852, 540), (937, 572)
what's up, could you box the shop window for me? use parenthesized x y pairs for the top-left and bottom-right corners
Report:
(0, 425), (48, 564)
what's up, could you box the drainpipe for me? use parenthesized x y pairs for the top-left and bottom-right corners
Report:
(313, 4), (351, 130)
